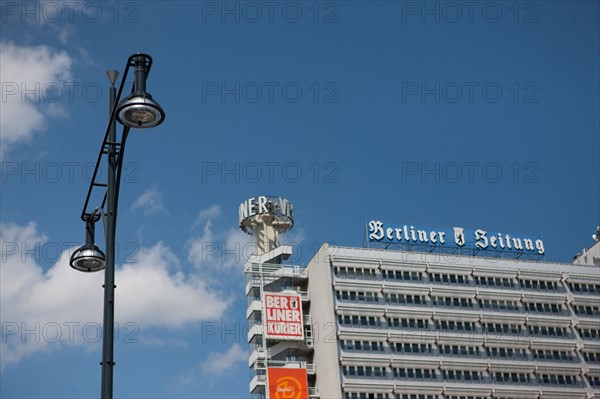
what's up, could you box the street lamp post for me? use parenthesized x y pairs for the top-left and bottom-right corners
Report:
(69, 53), (165, 399)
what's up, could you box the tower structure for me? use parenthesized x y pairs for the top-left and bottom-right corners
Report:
(240, 196), (317, 399)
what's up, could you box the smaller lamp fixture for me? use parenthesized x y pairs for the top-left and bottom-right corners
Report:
(70, 218), (105, 272)
(116, 55), (165, 129)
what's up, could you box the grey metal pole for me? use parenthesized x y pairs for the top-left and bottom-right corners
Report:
(101, 70), (119, 399)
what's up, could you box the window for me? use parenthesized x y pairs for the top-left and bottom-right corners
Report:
(573, 305), (600, 316)
(337, 290), (380, 303)
(429, 273), (469, 286)
(533, 349), (578, 362)
(345, 393), (388, 399)
(335, 266), (377, 280)
(588, 376), (600, 387)
(476, 275), (516, 288)
(389, 317), (429, 330)
(569, 282), (600, 294)
(386, 293), (427, 306)
(528, 324), (570, 338)
(520, 279), (561, 292)
(440, 344), (482, 357)
(436, 320), (475, 331)
(493, 372), (531, 384)
(523, 301), (566, 315)
(583, 352), (599, 363)
(538, 373), (580, 387)
(394, 368), (436, 380)
(382, 270), (424, 283)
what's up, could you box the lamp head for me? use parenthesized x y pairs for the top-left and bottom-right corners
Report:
(116, 54), (165, 129)
(116, 91), (165, 128)
(70, 244), (106, 272)
(70, 217), (105, 272)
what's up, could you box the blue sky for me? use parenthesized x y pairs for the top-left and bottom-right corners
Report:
(1, 1), (599, 397)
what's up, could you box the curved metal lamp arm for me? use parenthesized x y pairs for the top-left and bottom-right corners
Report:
(80, 54), (153, 221)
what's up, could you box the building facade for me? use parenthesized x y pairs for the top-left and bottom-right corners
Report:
(241, 198), (600, 399)
(307, 243), (600, 399)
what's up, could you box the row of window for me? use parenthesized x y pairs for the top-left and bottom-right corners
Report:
(343, 365), (387, 378)
(386, 293), (425, 305)
(341, 342), (585, 364)
(432, 297), (474, 308)
(340, 339), (384, 352)
(589, 375), (600, 387)
(336, 290), (576, 316)
(532, 349), (579, 362)
(476, 275), (515, 288)
(343, 367), (585, 387)
(381, 270), (423, 282)
(350, 395), (469, 399)
(537, 373), (583, 386)
(339, 316), (579, 338)
(568, 282), (600, 294)
(346, 395), (541, 399)
(335, 267), (377, 279)
(522, 302), (566, 314)
(336, 290), (379, 302)
(483, 322), (522, 334)
(572, 304), (600, 317)
(346, 394), (591, 399)
(338, 315), (381, 327)
(528, 324), (571, 337)
(429, 273), (468, 285)
(521, 279), (562, 291)
(344, 394), (387, 399)
(583, 352), (600, 363)
(335, 268), (585, 295)
(578, 327), (600, 339)
(391, 342), (434, 354)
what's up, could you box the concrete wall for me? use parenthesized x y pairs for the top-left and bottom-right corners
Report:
(307, 243), (342, 399)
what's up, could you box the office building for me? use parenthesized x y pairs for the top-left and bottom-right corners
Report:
(241, 197), (600, 399)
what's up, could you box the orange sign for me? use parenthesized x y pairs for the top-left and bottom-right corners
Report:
(267, 367), (308, 399)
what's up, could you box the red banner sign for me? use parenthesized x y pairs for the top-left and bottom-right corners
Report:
(264, 293), (304, 340)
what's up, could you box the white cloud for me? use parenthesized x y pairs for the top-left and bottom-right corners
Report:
(223, 228), (255, 269)
(0, 222), (231, 370)
(178, 343), (247, 386)
(193, 205), (221, 228)
(281, 227), (306, 249)
(117, 243), (229, 327)
(131, 186), (167, 216)
(0, 41), (72, 157)
(187, 205), (254, 271)
(200, 343), (246, 377)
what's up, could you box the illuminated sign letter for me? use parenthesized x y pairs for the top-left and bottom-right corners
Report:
(368, 220), (384, 241)
(535, 239), (545, 254)
(474, 229), (488, 249)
